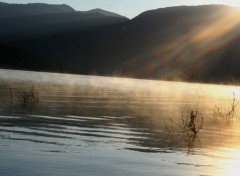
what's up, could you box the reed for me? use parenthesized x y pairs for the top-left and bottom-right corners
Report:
(213, 93), (239, 122)
(9, 88), (13, 115)
(165, 110), (204, 137)
(181, 111), (203, 137)
(164, 110), (203, 153)
(18, 86), (39, 107)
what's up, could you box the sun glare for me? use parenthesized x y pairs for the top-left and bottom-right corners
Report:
(119, 5), (240, 80)
(192, 9), (240, 45)
(176, 7), (240, 62)
(218, 149), (240, 176)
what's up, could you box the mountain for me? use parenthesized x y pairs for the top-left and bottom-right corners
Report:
(114, 5), (240, 82)
(0, 12), (128, 37)
(1, 4), (240, 83)
(0, 2), (129, 37)
(81, 8), (126, 18)
(0, 2), (75, 18)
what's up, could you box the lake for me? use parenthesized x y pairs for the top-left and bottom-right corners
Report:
(0, 69), (240, 176)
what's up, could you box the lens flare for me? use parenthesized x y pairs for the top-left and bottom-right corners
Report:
(118, 6), (240, 80)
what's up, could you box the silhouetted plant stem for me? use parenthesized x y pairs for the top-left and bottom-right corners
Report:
(9, 88), (12, 116)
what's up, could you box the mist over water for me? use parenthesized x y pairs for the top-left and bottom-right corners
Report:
(0, 69), (240, 176)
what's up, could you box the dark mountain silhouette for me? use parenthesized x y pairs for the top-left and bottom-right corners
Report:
(1, 3), (240, 83)
(0, 44), (74, 72)
(81, 8), (126, 18)
(0, 2), (128, 37)
(0, 12), (128, 36)
(0, 2), (75, 18)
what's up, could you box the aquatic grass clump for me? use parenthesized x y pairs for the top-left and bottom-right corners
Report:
(213, 93), (239, 122)
(18, 86), (39, 107)
(165, 110), (203, 137)
(164, 110), (203, 153)
(181, 111), (203, 137)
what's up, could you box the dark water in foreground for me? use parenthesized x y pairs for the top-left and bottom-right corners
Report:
(0, 69), (240, 176)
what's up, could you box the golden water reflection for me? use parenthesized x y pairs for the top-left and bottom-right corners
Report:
(1, 69), (240, 175)
(207, 147), (240, 176)
(199, 122), (240, 176)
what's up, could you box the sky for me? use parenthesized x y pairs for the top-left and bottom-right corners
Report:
(1, 0), (240, 18)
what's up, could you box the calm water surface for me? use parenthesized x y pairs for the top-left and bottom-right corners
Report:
(0, 69), (240, 176)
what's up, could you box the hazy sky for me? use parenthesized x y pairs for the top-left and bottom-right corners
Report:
(1, 0), (240, 18)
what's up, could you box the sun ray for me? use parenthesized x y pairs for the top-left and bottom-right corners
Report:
(118, 6), (240, 80)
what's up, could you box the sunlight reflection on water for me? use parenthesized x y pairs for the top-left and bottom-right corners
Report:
(0, 69), (240, 176)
